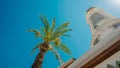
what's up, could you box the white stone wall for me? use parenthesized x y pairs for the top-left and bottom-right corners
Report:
(95, 50), (120, 68)
(68, 7), (120, 68)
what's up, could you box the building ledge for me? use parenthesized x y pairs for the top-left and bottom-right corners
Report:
(68, 27), (120, 68)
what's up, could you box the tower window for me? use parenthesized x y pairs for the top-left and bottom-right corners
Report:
(90, 12), (104, 26)
(113, 23), (120, 28)
(116, 61), (120, 68)
(93, 35), (100, 46)
(94, 25), (98, 29)
(107, 64), (114, 68)
(93, 38), (99, 45)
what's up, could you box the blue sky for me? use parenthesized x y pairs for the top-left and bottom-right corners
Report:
(0, 0), (120, 68)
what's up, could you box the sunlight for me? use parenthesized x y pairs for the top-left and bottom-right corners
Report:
(109, 0), (120, 6)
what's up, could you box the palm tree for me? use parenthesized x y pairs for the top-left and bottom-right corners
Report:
(28, 15), (72, 68)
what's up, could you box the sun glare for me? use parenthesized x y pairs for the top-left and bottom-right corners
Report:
(110, 0), (120, 6)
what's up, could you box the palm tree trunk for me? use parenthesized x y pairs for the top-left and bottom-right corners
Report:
(31, 50), (45, 68)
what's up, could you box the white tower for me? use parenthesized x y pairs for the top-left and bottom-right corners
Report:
(86, 7), (120, 47)
(61, 7), (120, 68)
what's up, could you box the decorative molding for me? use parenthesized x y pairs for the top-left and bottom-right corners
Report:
(59, 58), (76, 68)
(81, 40), (120, 68)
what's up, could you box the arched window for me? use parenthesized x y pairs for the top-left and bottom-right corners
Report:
(90, 12), (104, 28)
(107, 64), (114, 68)
(113, 23), (120, 28)
(116, 61), (120, 68)
(94, 25), (98, 29)
(93, 38), (99, 46)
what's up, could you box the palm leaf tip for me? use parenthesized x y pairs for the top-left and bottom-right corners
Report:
(27, 29), (41, 37)
(56, 28), (72, 37)
(50, 48), (64, 64)
(40, 15), (50, 33)
(60, 44), (71, 54)
(54, 38), (61, 46)
(55, 22), (70, 32)
(30, 44), (41, 55)
(68, 29), (72, 31)
(62, 34), (71, 37)
(62, 22), (70, 28)
(50, 17), (56, 32)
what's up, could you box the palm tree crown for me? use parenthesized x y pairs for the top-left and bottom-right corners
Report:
(28, 15), (72, 67)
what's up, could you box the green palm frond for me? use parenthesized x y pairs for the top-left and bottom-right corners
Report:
(54, 38), (61, 46)
(55, 22), (70, 32)
(40, 15), (50, 34)
(62, 34), (71, 37)
(59, 44), (71, 55)
(48, 28), (71, 42)
(50, 47), (64, 65)
(27, 29), (41, 38)
(40, 27), (45, 34)
(55, 43), (71, 55)
(39, 27), (46, 39)
(29, 16), (72, 65)
(30, 43), (41, 55)
(53, 29), (72, 39)
(53, 39), (71, 55)
(50, 17), (56, 32)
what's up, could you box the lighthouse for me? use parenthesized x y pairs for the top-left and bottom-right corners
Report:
(86, 7), (120, 47)
(60, 7), (120, 68)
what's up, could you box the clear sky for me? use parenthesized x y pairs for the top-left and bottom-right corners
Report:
(1, 0), (120, 68)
